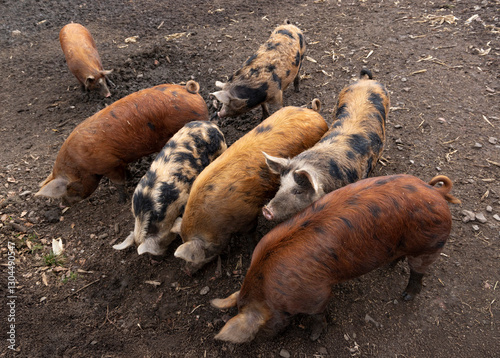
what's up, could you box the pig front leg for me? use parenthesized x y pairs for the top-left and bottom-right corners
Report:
(105, 165), (128, 203)
(293, 73), (300, 92)
(261, 103), (270, 120)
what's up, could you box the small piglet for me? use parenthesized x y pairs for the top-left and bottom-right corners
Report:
(60, 23), (113, 97)
(211, 20), (305, 119)
(263, 69), (389, 222)
(212, 174), (460, 343)
(174, 103), (328, 274)
(113, 121), (227, 256)
(36, 81), (208, 205)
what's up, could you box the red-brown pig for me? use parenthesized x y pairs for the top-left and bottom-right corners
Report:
(174, 101), (328, 274)
(113, 121), (227, 256)
(263, 69), (389, 222)
(212, 174), (461, 343)
(211, 20), (306, 120)
(60, 23), (113, 97)
(36, 81), (208, 206)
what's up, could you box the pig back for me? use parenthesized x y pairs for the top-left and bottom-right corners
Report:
(245, 174), (453, 313)
(181, 106), (328, 242)
(54, 84), (208, 176)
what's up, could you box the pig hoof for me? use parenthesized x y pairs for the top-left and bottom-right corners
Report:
(401, 291), (414, 301)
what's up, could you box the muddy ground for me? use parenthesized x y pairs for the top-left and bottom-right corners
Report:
(1, 0), (499, 357)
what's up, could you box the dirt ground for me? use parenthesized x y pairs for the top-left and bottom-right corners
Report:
(1, 0), (499, 357)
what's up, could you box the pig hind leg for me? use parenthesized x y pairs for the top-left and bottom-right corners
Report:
(403, 251), (441, 301)
(309, 313), (327, 341)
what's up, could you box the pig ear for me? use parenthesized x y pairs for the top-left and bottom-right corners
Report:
(210, 90), (231, 105)
(294, 169), (319, 193)
(262, 152), (288, 174)
(211, 291), (240, 310)
(174, 240), (205, 263)
(112, 232), (136, 250)
(35, 177), (69, 198)
(137, 239), (165, 256)
(214, 309), (266, 344)
(215, 81), (226, 89)
(100, 69), (113, 76)
(170, 217), (182, 234)
(85, 75), (95, 87)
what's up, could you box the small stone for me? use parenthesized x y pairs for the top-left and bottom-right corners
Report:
(98, 233), (109, 240)
(12, 30), (21, 36)
(473, 143), (483, 148)
(200, 286), (210, 295)
(475, 212), (487, 223)
(364, 314), (381, 327)
(403, 87), (411, 92)
(436, 167), (441, 171)
(489, 137), (498, 145)
(493, 214), (500, 222)
(472, 225), (480, 231)
(90, 340), (98, 345)
(394, 124), (403, 129)
(395, 138), (403, 144)
(401, 77), (408, 82)
(279, 349), (291, 358)
(462, 210), (476, 223)
(43, 209), (60, 223)
(90, 234), (97, 239)
(319, 347), (328, 355)
(486, 206), (492, 212)
(114, 223), (120, 234)
(394, 299), (398, 304)
(409, 160), (415, 165)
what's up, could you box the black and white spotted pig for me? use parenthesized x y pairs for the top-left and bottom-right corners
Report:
(211, 20), (305, 120)
(113, 121), (227, 256)
(262, 69), (389, 222)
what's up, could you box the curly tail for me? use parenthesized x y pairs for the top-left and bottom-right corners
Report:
(428, 175), (461, 204)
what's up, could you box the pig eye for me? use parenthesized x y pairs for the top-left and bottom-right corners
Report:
(292, 188), (303, 195)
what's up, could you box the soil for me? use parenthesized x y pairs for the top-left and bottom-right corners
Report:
(1, 0), (499, 357)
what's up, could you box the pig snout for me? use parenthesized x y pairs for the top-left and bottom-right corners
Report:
(262, 205), (274, 221)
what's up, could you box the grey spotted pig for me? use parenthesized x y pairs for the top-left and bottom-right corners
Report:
(211, 20), (306, 120)
(113, 121), (227, 255)
(262, 69), (389, 222)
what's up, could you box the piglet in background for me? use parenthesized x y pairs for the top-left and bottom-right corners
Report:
(211, 20), (306, 120)
(212, 174), (461, 343)
(263, 69), (389, 222)
(60, 23), (113, 97)
(113, 121), (227, 256)
(174, 101), (328, 274)
(36, 81), (208, 205)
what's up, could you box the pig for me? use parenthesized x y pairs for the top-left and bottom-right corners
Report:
(211, 20), (306, 120)
(112, 121), (227, 256)
(36, 80), (209, 206)
(174, 102), (329, 274)
(262, 69), (389, 222)
(60, 23), (113, 97)
(212, 174), (461, 343)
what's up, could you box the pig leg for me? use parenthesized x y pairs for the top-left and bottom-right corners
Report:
(105, 165), (128, 203)
(309, 313), (327, 341)
(261, 103), (270, 120)
(403, 251), (441, 300)
(402, 269), (424, 301)
(293, 73), (300, 92)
